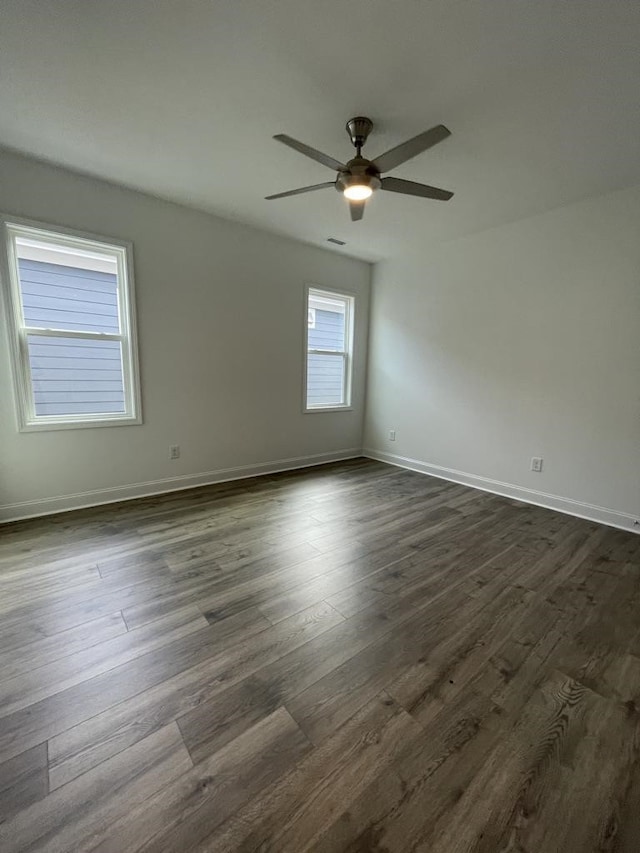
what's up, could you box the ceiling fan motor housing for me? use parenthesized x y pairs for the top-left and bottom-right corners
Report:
(335, 157), (381, 194)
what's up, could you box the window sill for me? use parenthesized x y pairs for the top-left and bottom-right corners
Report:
(304, 405), (353, 414)
(19, 415), (143, 433)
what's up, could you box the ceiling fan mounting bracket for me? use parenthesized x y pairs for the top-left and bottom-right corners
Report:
(345, 117), (374, 151)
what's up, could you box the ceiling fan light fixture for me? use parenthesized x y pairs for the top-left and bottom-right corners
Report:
(343, 183), (373, 201)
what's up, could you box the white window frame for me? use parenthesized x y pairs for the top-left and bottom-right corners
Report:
(0, 215), (142, 432)
(303, 284), (355, 413)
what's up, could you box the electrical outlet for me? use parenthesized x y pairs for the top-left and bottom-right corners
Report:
(388, 429), (396, 441)
(530, 456), (543, 473)
(169, 445), (180, 460)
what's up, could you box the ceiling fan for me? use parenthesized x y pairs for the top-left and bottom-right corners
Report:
(265, 117), (453, 221)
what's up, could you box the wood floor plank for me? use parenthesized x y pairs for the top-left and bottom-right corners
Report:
(0, 564), (102, 615)
(195, 692), (421, 853)
(286, 583), (476, 745)
(0, 459), (638, 852)
(497, 688), (636, 853)
(0, 605), (208, 718)
(0, 743), (48, 824)
(0, 612), (127, 683)
(0, 601), (285, 765)
(0, 723), (192, 853)
(421, 671), (620, 853)
(0, 564), (180, 648)
(615, 731), (640, 853)
(176, 590), (436, 764)
(94, 707), (311, 853)
(308, 688), (504, 853)
(47, 601), (342, 788)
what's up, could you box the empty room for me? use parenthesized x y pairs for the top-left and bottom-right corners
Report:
(1, 1), (639, 851)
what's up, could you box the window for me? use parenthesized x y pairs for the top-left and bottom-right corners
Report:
(305, 286), (354, 411)
(1, 217), (141, 431)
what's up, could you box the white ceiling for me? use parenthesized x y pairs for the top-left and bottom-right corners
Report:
(1, 0), (640, 261)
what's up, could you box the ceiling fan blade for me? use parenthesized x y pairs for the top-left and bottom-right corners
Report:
(373, 124), (451, 174)
(265, 182), (335, 200)
(381, 176), (453, 201)
(349, 200), (365, 221)
(273, 134), (346, 172)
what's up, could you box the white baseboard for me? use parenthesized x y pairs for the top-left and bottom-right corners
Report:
(5, 446), (638, 534)
(0, 448), (362, 524)
(364, 448), (640, 535)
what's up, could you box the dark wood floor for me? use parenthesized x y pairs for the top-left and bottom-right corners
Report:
(0, 459), (639, 852)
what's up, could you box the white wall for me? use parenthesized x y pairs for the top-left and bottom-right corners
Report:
(0, 148), (371, 521)
(364, 184), (640, 531)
